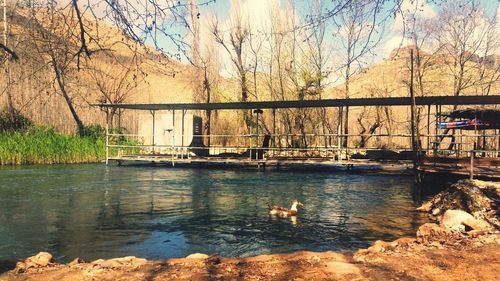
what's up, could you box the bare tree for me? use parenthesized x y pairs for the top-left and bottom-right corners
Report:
(27, 2), (94, 136)
(405, 14), (439, 150)
(2, 0), (15, 120)
(333, 0), (384, 147)
(356, 106), (381, 148)
(431, 1), (499, 150)
(211, 3), (251, 129)
(304, 0), (334, 147)
(186, 1), (218, 146)
(433, 0), (496, 97)
(90, 50), (145, 129)
(248, 30), (263, 100)
(265, 2), (294, 147)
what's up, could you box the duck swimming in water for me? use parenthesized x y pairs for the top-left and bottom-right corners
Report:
(268, 200), (304, 217)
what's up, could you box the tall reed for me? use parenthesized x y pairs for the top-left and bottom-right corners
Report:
(0, 126), (105, 165)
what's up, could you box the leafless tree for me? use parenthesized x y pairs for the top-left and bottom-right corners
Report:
(433, 0), (497, 97)
(248, 30), (263, 100)
(90, 50), (145, 129)
(404, 14), (439, 150)
(2, 0), (16, 120)
(304, 0), (334, 147)
(430, 0), (499, 150)
(211, 4), (251, 130)
(186, 1), (218, 146)
(333, 0), (384, 147)
(25, 1), (100, 136)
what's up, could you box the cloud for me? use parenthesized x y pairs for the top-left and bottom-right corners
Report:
(383, 35), (408, 55)
(392, 0), (436, 32)
(375, 0), (438, 59)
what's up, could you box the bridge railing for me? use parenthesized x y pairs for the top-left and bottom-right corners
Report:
(105, 130), (500, 164)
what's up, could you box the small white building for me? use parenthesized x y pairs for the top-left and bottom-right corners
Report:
(138, 112), (203, 153)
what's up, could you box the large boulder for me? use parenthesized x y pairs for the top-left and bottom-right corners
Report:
(15, 252), (54, 272)
(462, 218), (491, 231)
(441, 210), (474, 232)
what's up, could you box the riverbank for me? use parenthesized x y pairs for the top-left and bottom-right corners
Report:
(1, 179), (498, 280)
(0, 127), (105, 165)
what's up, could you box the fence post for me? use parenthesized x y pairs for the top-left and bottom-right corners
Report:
(470, 149), (474, 180)
(105, 114), (109, 165)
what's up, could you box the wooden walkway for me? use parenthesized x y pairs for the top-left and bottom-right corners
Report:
(418, 156), (500, 181)
(110, 154), (413, 174)
(109, 154), (500, 180)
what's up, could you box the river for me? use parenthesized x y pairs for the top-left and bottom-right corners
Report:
(0, 164), (430, 262)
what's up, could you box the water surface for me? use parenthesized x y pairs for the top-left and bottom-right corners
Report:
(0, 164), (429, 262)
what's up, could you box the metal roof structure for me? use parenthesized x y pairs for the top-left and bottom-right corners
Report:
(444, 108), (500, 120)
(95, 95), (500, 111)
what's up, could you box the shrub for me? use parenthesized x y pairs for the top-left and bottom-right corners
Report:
(0, 110), (32, 132)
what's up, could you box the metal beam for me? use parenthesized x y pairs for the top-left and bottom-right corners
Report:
(94, 95), (500, 111)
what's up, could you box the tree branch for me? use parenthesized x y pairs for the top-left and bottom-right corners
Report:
(0, 42), (18, 61)
(72, 0), (91, 70)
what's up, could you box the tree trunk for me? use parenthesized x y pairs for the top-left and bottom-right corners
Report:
(203, 69), (211, 147)
(3, 1), (16, 120)
(51, 56), (85, 137)
(343, 69), (350, 148)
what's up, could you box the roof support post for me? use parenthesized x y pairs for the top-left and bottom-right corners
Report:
(427, 104), (431, 153)
(471, 112), (477, 180)
(150, 110), (156, 154)
(172, 109), (175, 166)
(410, 49), (420, 182)
(272, 108), (276, 158)
(337, 106), (343, 162)
(105, 110), (109, 165)
(181, 109), (185, 152)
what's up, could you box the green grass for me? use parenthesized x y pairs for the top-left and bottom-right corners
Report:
(0, 126), (106, 165)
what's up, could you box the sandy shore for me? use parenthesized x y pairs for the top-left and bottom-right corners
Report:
(1, 179), (499, 281)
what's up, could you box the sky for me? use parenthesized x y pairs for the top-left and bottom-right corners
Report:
(74, 0), (499, 78)
(192, 0), (432, 78)
(198, 0), (498, 57)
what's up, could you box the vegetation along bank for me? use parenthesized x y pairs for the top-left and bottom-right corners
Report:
(0, 112), (105, 165)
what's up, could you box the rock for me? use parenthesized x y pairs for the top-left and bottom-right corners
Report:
(69, 258), (83, 266)
(393, 237), (416, 248)
(366, 240), (394, 253)
(467, 229), (489, 238)
(462, 218), (491, 231)
(442, 210), (474, 232)
(470, 180), (500, 192)
(28, 252), (53, 267)
(92, 256), (147, 268)
(417, 223), (448, 237)
(416, 223), (458, 245)
(417, 201), (433, 212)
(185, 253), (209, 259)
(16, 252), (54, 271)
(310, 255), (321, 263)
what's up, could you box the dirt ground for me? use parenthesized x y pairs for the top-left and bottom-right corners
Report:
(0, 232), (498, 281)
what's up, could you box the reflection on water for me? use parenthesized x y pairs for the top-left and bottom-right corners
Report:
(0, 165), (429, 262)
